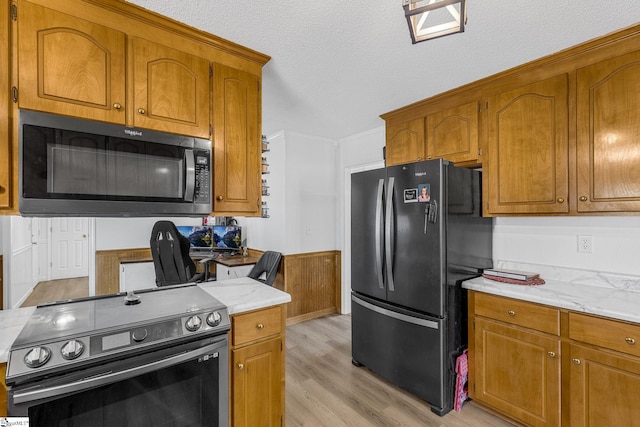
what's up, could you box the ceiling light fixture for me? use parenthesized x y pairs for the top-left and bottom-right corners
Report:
(403, 0), (467, 44)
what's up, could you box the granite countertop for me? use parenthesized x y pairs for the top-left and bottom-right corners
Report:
(463, 261), (640, 324)
(0, 277), (291, 364)
(198, 277), (291, 315)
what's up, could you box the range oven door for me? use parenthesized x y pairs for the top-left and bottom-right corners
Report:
(19, 109), (212, 216)
(8, 335), (228, 427)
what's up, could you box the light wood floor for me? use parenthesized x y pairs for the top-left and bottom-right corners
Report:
(286, 314), (514, 427)
(20, 277), (89, 307)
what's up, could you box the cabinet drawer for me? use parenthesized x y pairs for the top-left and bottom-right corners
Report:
(569, 312), (640, 357)
(232, 306), (282, 346)
(474, 293), (560, 335)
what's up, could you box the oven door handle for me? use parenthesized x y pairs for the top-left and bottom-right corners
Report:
(12, 338), (227, 405)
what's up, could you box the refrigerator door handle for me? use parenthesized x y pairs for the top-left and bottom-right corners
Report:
(375, 178), (385, 290)
(352, 295), (439, 329)
(385, 177), (395, 291)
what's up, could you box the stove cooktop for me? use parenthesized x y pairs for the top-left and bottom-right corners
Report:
(6, 284), (230, 385)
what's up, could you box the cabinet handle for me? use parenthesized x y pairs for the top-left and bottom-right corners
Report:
(257, 323), (264, 330)
(113, 103), (122, 110)
(625, 337), (636, 345)
(507, 310), (516, 316)
(547, 351), (556, 358)
(216, 195), (224, 202)
(137, 108), (146, 115)
(556, 197), (565, 203)
(237, 363), (244, 370)
(572, 358), (581, 365)
(579, 196), (588, 202)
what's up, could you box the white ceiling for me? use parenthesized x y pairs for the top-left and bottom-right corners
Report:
(127, 0), (639, 140)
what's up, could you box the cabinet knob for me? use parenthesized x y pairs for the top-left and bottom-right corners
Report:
(113, 102), (122, 110)
(579, 196), (588, 202)
(572, 358), (581, 365)
(216, 195), (224, 202)
(557, 197), (565, 203)
(625, 337), (636, 345)
(547, 351), (556, 358)
(257, 323), (264, 330)
(137, 108), (146, 115)
(237, 363), (244, 370)
(507, 310), (516, 317)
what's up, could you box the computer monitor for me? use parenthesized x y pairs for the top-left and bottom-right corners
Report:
(176, 225), (214, 248)
(212, 225), (242, 250)
(176, 225), (242, 252)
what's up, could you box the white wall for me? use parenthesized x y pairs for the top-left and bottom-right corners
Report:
(239, 131), (287, 253)
(494, 217), (640, 276)
(242, 130), (338, 254)
(5, 217), (36, 308)
(95, 217), (202, 250)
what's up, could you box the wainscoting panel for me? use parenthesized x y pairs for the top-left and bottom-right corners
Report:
(283, 251), (341, 325)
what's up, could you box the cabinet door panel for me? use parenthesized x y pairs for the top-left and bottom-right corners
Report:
(486, 74), (569, 214)
(475, 318), (560, 426)
(213, 64), (260, 215)
(569, 343), (640, 427)
(426, 101), (479, 164)
(385, 118), (425, 166)
(131, 38), (210, 138)
(18, 1), (126, 123)
(0, 1), (10, 209)
(232, 337), (282, 427)
(576, 50), (640, 212)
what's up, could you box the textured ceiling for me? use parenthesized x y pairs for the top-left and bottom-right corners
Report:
(127, 0), (639, 140)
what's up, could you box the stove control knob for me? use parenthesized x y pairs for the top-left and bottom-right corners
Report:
(24, 346), (52, 368)
(185, 315), (202, 332)
(61, 340), (85, 360)
(207, 311), (222, 327)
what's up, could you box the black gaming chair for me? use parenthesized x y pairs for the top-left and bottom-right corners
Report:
(150, 221), (214, 286)
(247, 251), (282, 286)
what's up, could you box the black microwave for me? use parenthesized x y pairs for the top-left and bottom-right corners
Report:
(19, 110), (212, 217)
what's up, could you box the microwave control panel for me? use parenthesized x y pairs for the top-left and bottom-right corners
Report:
(194, 150), (211, 203)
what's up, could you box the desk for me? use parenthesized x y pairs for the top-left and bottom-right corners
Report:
(214, 255), (259, 279)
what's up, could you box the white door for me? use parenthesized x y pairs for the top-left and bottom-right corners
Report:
(50, 218), (89, 280)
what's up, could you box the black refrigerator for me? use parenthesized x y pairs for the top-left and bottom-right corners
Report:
(350, 159), (492, 415)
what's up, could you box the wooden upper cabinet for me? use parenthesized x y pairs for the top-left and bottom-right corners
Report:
(485, 74), (569, 215)
(17, 0), (126, 123)
(385, 118), (425, 166)
(130, 38), (211, 138)
(212, 63), (260, 215)
(576, 50), (640, 213)
(426, 101), (479, 164)
(0, 1), (10, 209)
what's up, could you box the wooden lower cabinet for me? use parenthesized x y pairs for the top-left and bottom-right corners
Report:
(473, 317), (561, 426)
(230, 305), (285, 427)
(568, 343), (640, 427)
(470, 291), (640, 426)
(567, 311), (640, 426)
(0, 362), (6, 416)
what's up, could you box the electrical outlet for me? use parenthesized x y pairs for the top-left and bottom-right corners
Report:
(577, 235), (592, 253)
